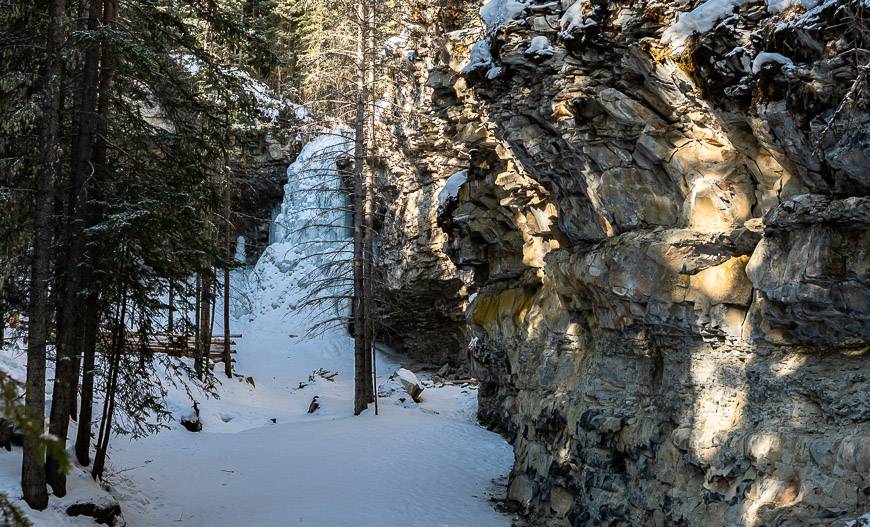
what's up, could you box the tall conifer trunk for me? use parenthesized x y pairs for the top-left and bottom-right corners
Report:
(363, 0), (379, 405)
(223, 165), (233, 379)
(198, 275), (212, 379)
(167, 280), (175, 336)
(47, 0), (102, 495)
(23, 0), (67, 510)
(352, 0), (370, 416)
(194, 274), (202, 377)
(73, 0), (117, 470)
(75, 295), (99, 465)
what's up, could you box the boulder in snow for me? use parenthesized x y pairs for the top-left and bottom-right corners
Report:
(308, 396), (320, 414)
(396, 368), (424, 403)
(66, 500), (123, 526)
(180, 402), (203, 432)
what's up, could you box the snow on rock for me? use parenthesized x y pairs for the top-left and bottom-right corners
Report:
(176, 54), (294, 125)
(663, 0), (824, 52)
(525, 36), (555, 58)
(486, 65), (504, 80)
(383, 34), (410, 55)
(234, 235), (246, 263)
(766, 0), (821, 12)
(396, 368), (425, 402)
(774, 0), (838, 32)
(661, 0), (751, 53)
(463, 40), (504, 80)
(560, 0), (597, 37)
(480, 0), (528, 33)
(291, 103), (310, 122)
(467, 0), (536, 78)
(752, 51), (795, 73)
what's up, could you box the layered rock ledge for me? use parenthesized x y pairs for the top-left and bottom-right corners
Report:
(376, 1), (869, 525)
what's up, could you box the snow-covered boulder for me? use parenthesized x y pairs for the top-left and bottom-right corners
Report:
(396, 368), (424, 403)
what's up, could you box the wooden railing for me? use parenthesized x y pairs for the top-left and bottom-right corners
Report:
(116, 332), (241, 362)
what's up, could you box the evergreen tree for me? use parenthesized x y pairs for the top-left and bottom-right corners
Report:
(1, 0), (280, 502)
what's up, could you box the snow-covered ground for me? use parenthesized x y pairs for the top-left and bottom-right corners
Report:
(107, 320), (513, 527)
(0, 296), (513, 527)
(0, 129), (513, 526)
(107, 130), (514, 526)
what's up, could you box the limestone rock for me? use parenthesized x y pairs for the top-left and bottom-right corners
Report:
(374, 1), (870, 525)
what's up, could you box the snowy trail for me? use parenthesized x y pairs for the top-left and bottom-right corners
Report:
(2, 131), (514, 526)
(107, 324), (514, 527)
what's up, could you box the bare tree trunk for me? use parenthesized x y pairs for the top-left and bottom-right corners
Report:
(223, 169), (233, 379)
(167, 280), (175, 336)
(0, 307), (5, 349)
(362, 0), (379, 405)
(92, 286), (126, 481)
(352, 0), (370, 416)
(198, 274), (211, 379)
(207, 282), (216, 373)
(137, 309), (147, 373)
(23, 0), (67, 510)
(74, 295), (98, 465)
(73, 0), (117, 472)
(67, 0), (102, 427)
(67, 336), (82, 421)
(194, 274), (202, 377)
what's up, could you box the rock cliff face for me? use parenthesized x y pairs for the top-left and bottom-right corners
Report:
(233, 133), (293, 263)
(376, 1), (870, 525)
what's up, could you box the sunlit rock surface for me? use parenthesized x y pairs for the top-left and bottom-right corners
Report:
(377, 1), (869, 525)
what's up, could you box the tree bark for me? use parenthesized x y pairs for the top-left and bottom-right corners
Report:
(167, 280), (174, 336)
(47, 0), (102, 495)
(194, 274), (202, 377)
(363, 0), (378, 405)
(74, 295), (98, 465)
(197, 274), (211, 379)
(223, 168), (233, 379)
(23, 0), (67, 510)
(352, 0), (370, 416)
(73, 0), (117, 472)
(92, 286), (125, 481)
(207, 282), (216, 373)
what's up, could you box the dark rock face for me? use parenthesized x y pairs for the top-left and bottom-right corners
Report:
(232, 132), (301, 265)
(378, 0), (869, 525)
(233, 162), (287, 263)
(371, 7), (480, 365)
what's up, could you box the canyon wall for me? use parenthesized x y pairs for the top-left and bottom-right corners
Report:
(376, 1), (870, 525)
